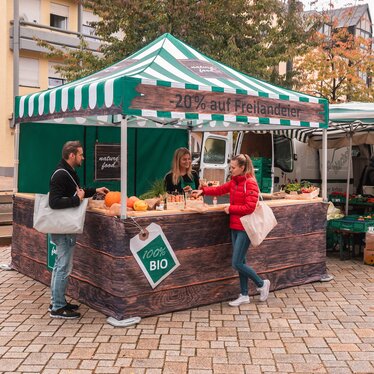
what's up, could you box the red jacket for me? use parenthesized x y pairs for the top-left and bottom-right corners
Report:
(203, 175), (259, 230)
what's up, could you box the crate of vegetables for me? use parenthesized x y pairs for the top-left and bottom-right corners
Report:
(166, 194), (185, 210)
(328, 215), (374, 233)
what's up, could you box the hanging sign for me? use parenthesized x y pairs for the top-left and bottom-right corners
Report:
(130, 84), (325, 123)
(130, 223), (180, 288)
(47, 234), (57, 271)
(94, 143), (121, 181)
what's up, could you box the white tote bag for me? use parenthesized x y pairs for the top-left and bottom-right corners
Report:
(240, 198), (277, 248)
(33, 168), (88, 234)
(33, 194), (88, 234)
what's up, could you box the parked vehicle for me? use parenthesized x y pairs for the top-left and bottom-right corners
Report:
(191, 131), (372, 194)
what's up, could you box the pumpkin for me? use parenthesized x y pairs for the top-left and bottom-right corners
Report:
(133, 199), (148, 211)
(108, 203), (121, 216)
(127, 195), (139, 208)
(104, 191), (121, 207)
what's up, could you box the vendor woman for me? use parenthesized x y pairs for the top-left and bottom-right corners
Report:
(164, 147), (200, 194)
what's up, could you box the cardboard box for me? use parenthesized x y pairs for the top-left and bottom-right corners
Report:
(364, 232), (374, 265)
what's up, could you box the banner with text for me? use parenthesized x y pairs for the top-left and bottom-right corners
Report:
(130, 84), (325, 123)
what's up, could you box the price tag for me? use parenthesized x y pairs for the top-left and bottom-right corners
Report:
(130, 223), (180, 288)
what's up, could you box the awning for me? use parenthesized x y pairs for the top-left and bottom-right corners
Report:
(15, 33), (328, 130)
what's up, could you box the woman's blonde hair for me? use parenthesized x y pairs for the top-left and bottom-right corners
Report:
(231, 154), (255, 176)
(171, 147), (193, 185)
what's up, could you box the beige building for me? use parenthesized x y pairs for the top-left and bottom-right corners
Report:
(0, 0), (101, 177)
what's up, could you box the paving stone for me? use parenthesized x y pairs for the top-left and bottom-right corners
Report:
(188, 356), (213, 369)
(347, 360), (374, 373)
(1, 247), (373, 374)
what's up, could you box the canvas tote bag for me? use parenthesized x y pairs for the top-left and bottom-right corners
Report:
(33, 169), (88, 234)
(239, 182), (277, 247)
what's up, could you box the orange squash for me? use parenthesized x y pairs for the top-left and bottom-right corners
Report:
(127, 195), (139, 208)
(104, 191), (121, 207)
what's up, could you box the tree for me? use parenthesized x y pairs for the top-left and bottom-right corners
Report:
(294, 19), (374, 102)
(40, 0), (318, 86)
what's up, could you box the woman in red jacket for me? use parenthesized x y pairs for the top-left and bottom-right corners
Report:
(194, 154), (270, 306)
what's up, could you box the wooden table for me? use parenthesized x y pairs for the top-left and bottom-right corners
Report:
(11, 194), (328, 320)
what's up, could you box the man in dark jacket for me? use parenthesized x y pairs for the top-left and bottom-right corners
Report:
(49, 141), (108, 319)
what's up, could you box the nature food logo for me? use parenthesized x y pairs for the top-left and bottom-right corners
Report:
(179, 59), (231, 78)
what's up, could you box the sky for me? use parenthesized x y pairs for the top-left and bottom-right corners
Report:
(301, 0), (374, 20)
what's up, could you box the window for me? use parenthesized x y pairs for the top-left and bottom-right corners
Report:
(48, 62), (65, 88)
(50, 3), (68, 30)
(19, 57), (39, 87)
(274, 135), (293, 172)
(82, 10), (98, 36)
(203, 138), (226, 164)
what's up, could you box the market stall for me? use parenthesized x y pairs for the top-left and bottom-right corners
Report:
(12, 33), (329, 322)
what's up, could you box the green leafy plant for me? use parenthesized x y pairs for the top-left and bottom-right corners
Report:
(139, 179), (166, 199)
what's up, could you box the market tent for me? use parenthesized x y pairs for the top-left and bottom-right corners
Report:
(282, 102), (374, 215)
(276, 102), (374, 148)
(14, 33), (329, 217)
(15, 33), (328, 130)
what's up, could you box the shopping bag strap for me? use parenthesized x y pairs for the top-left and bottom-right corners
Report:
(51, 168), (79, 188)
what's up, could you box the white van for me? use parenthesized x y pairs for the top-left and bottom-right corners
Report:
(191, 131), (371, 194)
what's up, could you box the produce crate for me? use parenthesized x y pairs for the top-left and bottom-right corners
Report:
(364, 232), (374, 265)
(327, 215), (374, 233)
(326, 227), (339, 250)
(329, 194), (346, 203)
(261, 177), (272, 193)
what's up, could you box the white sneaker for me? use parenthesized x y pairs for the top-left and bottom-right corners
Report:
(257, 279), (270, 301)
(228, 294), (250, 307)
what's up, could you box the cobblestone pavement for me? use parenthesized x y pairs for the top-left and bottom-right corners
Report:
(0, 245), (373, 374)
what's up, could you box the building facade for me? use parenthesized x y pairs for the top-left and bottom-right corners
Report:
(0, 0), (101, 177)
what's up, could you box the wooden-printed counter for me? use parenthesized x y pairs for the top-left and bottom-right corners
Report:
(11, 194), (328, 320)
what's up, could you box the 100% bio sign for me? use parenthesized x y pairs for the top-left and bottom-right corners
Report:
(134, 234), (178, 288)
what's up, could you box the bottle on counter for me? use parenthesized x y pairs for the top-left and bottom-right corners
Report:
(213, 196), (217, 206)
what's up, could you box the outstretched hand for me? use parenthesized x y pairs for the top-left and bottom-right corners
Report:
(76, 187), (85, 201)
(96, 187), (109, 195)
(191, 189), (203, 198)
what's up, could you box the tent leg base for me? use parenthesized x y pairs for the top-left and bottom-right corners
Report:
(106, 316), (141, 327)
(320, 273), (334, 282)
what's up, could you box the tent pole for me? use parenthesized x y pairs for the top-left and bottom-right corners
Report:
(322, 129), (327, 202)
(345, 133), (353, 216)
(120, 116), (128, 219)
(13, 124), (19, 193)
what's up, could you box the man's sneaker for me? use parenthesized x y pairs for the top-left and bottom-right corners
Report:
(228, 294), (250, 307)
(257, 279), (270, 301)
(50, 307), (81, 319)
(48, 302), (79, 312)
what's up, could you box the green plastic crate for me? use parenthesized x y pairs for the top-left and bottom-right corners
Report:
(262, 177), (272, 188)
(329, 194), (346, 203)
(327, 215), (374, 233)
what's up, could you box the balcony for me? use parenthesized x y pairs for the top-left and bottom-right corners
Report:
(10, 21), (104, 55)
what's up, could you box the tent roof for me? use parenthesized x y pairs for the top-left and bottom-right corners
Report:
(274, 102), (374, 148)
(15, 33), (328, 130)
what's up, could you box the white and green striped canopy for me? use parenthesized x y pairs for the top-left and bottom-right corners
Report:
(15, 33), (328, 130)
(266, 102), (374, 148)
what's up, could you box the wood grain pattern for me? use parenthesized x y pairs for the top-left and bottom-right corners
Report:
(130, 85), (325, 123)
(11, 195), (328, 320)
